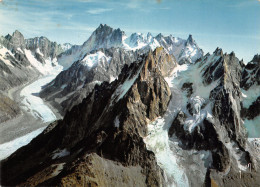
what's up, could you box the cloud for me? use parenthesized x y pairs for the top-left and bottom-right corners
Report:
(227, 0), (258, 8)
(86, 8), (112, 14)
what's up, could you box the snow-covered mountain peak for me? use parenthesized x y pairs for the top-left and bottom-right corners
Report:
(177, 35), (203, 64)
(146, 32), (153, 42)
(0, 30), (65, 79)
(80, 24), (125, 54)
(58, 24), (204, 69)
(123, 32), (147, 49)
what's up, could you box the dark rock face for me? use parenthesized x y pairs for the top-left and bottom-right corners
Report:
(168, 49), (259, 186)
(83, 24), (124, 50)
(0, 93), (20, 123)
(242, 96), (260, 120)
(203, 52), (248, 154)
(57, 24), (126, 69)
(40, 48), (141, 114)
(4, 30), (64, 60)
(169, 112), (230, 172)
(241, 54), (260, 90)
(58, 24), (203, 70)
(210, 52), (246, 145)
(26, 37), (65, 59)
(0, 47), (37, 91)
(241, 56), (259, 90)
(4, 30), (26, 50)
(240, 54), (260, 120)
(181, 82), (193, 98)
(0, 38), (37, 121)
(0, 30), (66, 92)
(1, 47), (176, 186)
(0, 30), (66, 126)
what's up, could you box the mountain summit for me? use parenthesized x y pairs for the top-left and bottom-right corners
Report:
(57, 24), (203, 69)
(1, 46), (260, 186)
(1, 25), (259, 187)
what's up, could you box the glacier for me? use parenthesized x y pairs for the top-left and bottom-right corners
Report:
(0, 127), (45, 160)
(20, 74), (59, 123)
(144, 64), (190, 187)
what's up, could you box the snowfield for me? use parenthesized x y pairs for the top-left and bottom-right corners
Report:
(241, 86), (260, 108)
(244, 116), (260, 138)
(24, 49), (62, 75)
(81, 51), (112, 68)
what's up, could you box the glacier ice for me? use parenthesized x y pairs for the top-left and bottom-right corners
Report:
(0, 127), (45, 161)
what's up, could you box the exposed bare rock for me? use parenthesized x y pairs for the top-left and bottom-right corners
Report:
(40, 48), (140, 115)
(0, 93), (20, 123)
(0, 47), (177, 186)
(241, 54), (260, 120)
(168, 49), (259, 186)
(241, 54), (260, 90)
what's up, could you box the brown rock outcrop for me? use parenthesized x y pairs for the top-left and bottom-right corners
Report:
(0, 47), (177, 186)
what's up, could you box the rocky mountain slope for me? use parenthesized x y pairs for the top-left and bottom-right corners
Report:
(1, 46), (259, 187)
(1, 24), (259, 187)
(0, 30), (68, 91)
(241, 54), (260, 137)
(57, 24), (203, 69)
(0, 30), (68, 122)
(41, 24), (202, 114)
(164, 48), (259, 186)
(40, 48), (141, 114)
(1, 47), (176, 186)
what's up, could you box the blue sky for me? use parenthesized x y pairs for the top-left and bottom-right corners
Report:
(0, 0), (259, 62)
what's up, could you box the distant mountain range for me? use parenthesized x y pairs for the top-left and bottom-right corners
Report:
(40, 24), (203, 114)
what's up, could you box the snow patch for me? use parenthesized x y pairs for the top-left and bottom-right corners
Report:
(0, 46), (14, 67)
(24, 49), (63, 75)
(36, 48), (44, 56)
(81, 51), (111, 68)
(17, 47), (24, 54)
(61, 43), (73, 51)
(248, 138), (260, 152)
(109, 76), (117, 83)
(224, 141), (248, 171)
(243, 116), (260, 138)
(52, 149), (70, 159)
(241, 86), (260, 108)
(61, 84), (67, 89)
(114, 115), (120, 128)
(112, 63), (143, 103)
(51, 163), (65, 177)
